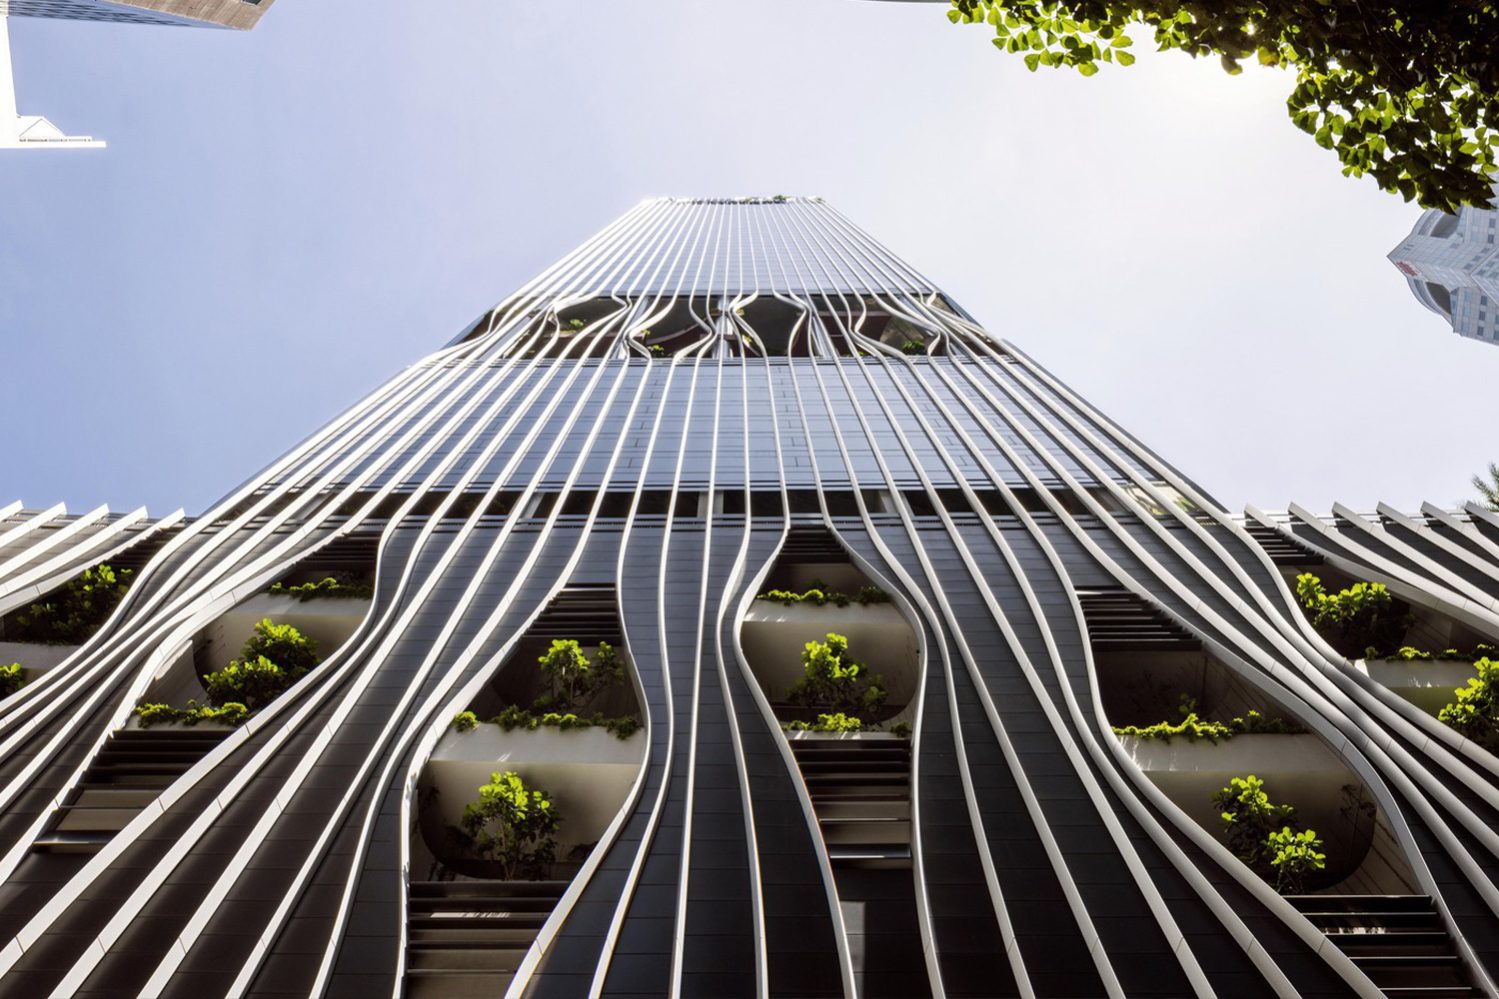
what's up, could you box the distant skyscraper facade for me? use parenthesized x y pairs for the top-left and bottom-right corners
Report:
(0, 0), (271, 28)
(0, 0), (272, 148)
(1389, 188), (1499, 345)
(3, 198), (1499, 997)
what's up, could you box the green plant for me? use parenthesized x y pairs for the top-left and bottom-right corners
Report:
(459, 770), (560, 880)
(1113, 707), (1297, 742)
(0, 663), (23, 698)
(786, 712), (865, 733)
(1295, 573), (1406, 657)
(1393, 646), (1433, 661)
(202, 619), (320, 711)
(1266, 826), (1327, 894)
(536, 639), (623, 713)
(240, 618), (321, 675)
(269, 576), (373, 602)
(6, 564), (134, 645)
(946, 1), (1499, 212)
(203, 655), (298, 712)
(1439, 657), (1499, 745)
(486, 704), (639, 740)
(452, 710), (479, 732)
(899, 339), (926, 356)
(134, 700), (249, 728)
(890, 721), (912, 739)
(756, 584), (890, 607)
(1214, 775), (1302, 882)
(788, 633), (887, 717)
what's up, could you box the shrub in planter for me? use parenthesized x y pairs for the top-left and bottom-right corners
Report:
(5, 563), (133, 644)
(269, 576), (373, 602)
(135, 700), (249, 728)
(899, 339), (926, 356)
(1295, 573), (1406, 657)
(0, 663), (23, 699)
(1213, 774), (1325, 892)
(240, 618), (320, 676)
(1439, 656), (1499, 745)
(788, 632), (887, 717)
(204, 656), (300, 711)
(786, 712), (864, 733)
(458, 770), (560, 880)
(1267, 827), (1327, 894)
(535, 639), (623, 712)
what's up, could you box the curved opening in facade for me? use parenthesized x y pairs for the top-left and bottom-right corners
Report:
(0, 560), (138, 691)
(407, 582), (645, 996)
(1084, 591), (1418, 898)
(740, 532), (919, 732)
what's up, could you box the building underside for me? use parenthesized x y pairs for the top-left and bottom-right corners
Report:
(2, 198), (1499, 997)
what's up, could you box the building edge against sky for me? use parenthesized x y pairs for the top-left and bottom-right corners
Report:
(0, 198), (1497, 996)
(0, 0), (273, 149)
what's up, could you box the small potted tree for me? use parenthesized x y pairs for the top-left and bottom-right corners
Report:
(457, 770), (560, 881)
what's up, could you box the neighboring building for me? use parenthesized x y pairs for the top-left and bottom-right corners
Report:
(1, 0), (273, 148)
(2, 198), (1499, 997)
(1, 0), (272, 29)
(1389, 189), (1499, 345)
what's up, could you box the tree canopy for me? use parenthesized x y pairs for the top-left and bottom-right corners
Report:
(948, 1), (1499, 212)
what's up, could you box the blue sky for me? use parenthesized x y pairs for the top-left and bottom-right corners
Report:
(0, 1), (1487, 518)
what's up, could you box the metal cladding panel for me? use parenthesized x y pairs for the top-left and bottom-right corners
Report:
(1, 198), (1499, 998)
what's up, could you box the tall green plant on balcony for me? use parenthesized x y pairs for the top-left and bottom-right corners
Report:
(788, 632), (887, 720)
(1439, 657), (1499, 746)
(0, 663), (24, 699)
(1295, 573), (1405, 657)
(1214, 775), (1325, 892)
(536, 639), (623, 712)
(5, 563), (133, 645)
(459, 770), (560, 880)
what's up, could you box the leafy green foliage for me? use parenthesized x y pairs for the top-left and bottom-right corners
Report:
(201, 619), (319, 711)
(1214, 775), (1298, 875)
(269, 576), (373, 602)
(1439, 657), (1499, 744)
(890, 721), (913, 739)
(947, 1), (1499, 212)
(899, 339), (926, 356)
(484, 704), (641, 740)
(1267, 826), (1327, 894)
(757, 583), (891, 608)
(1113, 700), (1298, 742)
(459, 770), (560, 880)
(452, 710), (479, 732)
(786, 712), (866, 733)
(6, 564), (133, 645)
(0, 663), (23, 699)
(134, 700), (249, 728)
(536, 639), (624, 713)
(240, 618), (321, 676)
(1295, 573), (1405, 657)
(788, 632), (887, 717)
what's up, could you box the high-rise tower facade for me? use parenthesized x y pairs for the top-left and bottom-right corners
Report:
(1, 0), (272, 29)
(3, 198), (1499, 997)
(1389, 188), (1499, 345)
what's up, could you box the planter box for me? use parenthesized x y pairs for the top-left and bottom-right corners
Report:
(1119, 732), (1380, 885)
(741, 601), (918, 706)
(426, 724), (645, 856)
(0, 641), (80, 677)
(1357, 658), (1476, 715)
(785, 730), (904, 742)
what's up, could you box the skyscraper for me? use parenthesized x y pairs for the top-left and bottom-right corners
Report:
(1, 197), (1498, 997)
(1, 0), (274, 148)
(1389, 188), (1499, 345)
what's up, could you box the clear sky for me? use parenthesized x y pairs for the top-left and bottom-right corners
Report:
(0, 1), (1487, 519)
